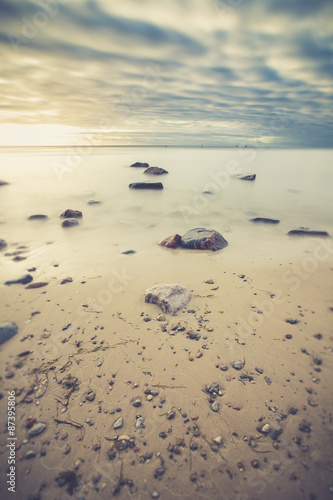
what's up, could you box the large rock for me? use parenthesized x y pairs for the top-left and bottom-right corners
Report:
(232, 173), (256, 181)
(145, 284), (191, 316)
(251, 217), (280, 224)
(143, 167), (168, 175)
(0, 239), (7, 250)
(159, 234), (181, 248)
(129, 182), (163, 190)
(180, 228), (228, 251)
(288, 228), (329, 237)
(0, 322), (18, 345)
(61, 218), (79, 228)
(60, 209), (82, 219)
(131, 162), (149, 168)
(5, 274), (33, 286)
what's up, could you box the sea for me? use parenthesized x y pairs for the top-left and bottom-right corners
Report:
(1, 146), (333, 290)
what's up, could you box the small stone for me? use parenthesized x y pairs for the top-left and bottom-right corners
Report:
(285, 318), (299, 325)
(213, 436), (223, 445)
(211, 401), (219, 412)
(285, 334), (292, 339)
(232, 361), (243, 370)
(87, 200), (101, 205)
(166, 411), (175, 420)
(28, 214), (48, 220)
(156, 314), (166, 321)
(4, 273), (33, 286)
(0, 239), (7, 250)
(60, 209), (82, 219)
(28, 423), (46, 437)
(85, 390), (96, 402)
(25, 450), (37, 459)
(121, 250), (136, 255)
(220, 364), (228, 371)
(61, 218), (79, 228)
(313, 354), (322, 365)
(204, 279), (214, 284)
(270, 426), (282, 440)
(113, 417), (123, 430)
(251, 460), (260, 469)
(261, 424), (271, 434)
(147, 395), (153, 401)
(151, 490), (160, 499)
(60, 277), (73, 285)
(64, 444), (71, 454)
(132, 399), (141, 408)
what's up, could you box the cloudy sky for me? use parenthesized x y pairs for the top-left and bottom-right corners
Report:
(0, 0), (332, 147)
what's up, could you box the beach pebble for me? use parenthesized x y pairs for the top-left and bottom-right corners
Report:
(5, 274), (33, 286)
(87, 200), (101, 205)
(151, 491), (160, 499)
(60, 277), (73, 285)
(0, 322), (18, 345)
(270, 426), (282, 440)
(28, 214), (48, 220)
(28, 423), (46, 437)
(85, 390), (96, 402)
(213, 436), (223, 445)
(121, 250), (136, 255)
(261, 424), (271, 434)
(232, 361), (243, 370)
(313, 354), (322, 365)
(220, 364), (228, 371)
(113, 417), (123, 430)
(25, 450), (37, 460)
(132, 399), (141, 408)
(211, 401), (219, 412)
(61, 218), (79, 228)
(147, 395), (153, 401)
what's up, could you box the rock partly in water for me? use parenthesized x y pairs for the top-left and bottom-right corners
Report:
(179, 228), (228, 252)
(232, 173), (256, 181)
(28, 215), (48, 220)
(61, 218), (79, 228)
(159, 234), (181, 249)
(25, 282), (48, 289)
(251, 217), (280, 224)
(0, 180), (9, 186)
(129, 182), (163, 190)
(60, 277), (73, 285)
(130, 162), (149, 168)
(60, 209), (83, 219)
(0, 322), (18, 345)
(87, 200), (101, 205)
(0, 239), (7, 250)
(145, 284), (191, 316)
(288, 228), (329, 237)
(121, 250), (136, 255)
(143, 166), (168, 175)
(5, 274), (33, 286)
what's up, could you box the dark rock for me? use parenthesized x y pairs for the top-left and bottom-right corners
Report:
(285, 318), (299, 325)
(159, 234), (181, 249)
(87, 200), (101, 205)
(288, 228), (329, 237)
(233, 173), (256, 181)
(5, 273), (33, 286)
(121, 250), (136, 255)
(60, 209), (82, 219)
(179, 228), (228, 252)
(143, 167), (168, 175)
(129, 182), (163, 190)
(0, 322), (18, 345)
(60, 277), (73, 285)
(0, 239), (7, 250)
(145, 284), (191, 316)
(28, 215), (48, 220)
(25, 282), (48, 289)
(130, 162), (149, 168)
(0, 180), (9, 186)
(61, 218), (79, 228)
(251, 217), (280, 224)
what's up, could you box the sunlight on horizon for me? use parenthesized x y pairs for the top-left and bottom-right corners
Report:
(0, 123), (89, 147)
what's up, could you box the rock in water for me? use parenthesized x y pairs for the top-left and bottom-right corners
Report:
(180, 228), (228, 251)
(131, 162), (149, 168)
(5, 274), (33, 286)
(28, 214), (48, 220)
(232, 173), (256, 181)
(0, 322), (18, 345)
(143, 167), (168, 175)
(251, 217), (280, 224)
(0, 180), (9, 186)
(25, 282), (48, 289)
(145, 284), (191, 316)
(60, 209), (83, 219)
(61, 218), (79, 228)
(87, 200), (101, 205)
(129, 182), (163, 190)
(159, 234), (181, 248)
(0, 239), (7, 250)
(288, 228), (329, 237)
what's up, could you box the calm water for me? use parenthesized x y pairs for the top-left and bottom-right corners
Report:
(0, 147), (332, 281)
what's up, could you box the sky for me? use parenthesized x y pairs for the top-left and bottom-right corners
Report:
(0, 0), (332, 147)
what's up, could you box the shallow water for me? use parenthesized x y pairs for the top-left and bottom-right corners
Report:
(0, 147), (332, 283)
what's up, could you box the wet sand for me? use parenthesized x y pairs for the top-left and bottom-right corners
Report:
(1, 236), (333, 500)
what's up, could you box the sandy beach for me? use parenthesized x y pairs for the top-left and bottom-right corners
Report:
(0, 148), (333, 500)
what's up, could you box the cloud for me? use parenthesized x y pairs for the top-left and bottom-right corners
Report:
(0, 0), (332, 146)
